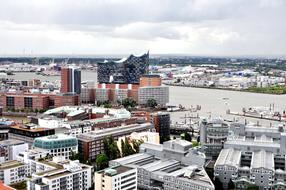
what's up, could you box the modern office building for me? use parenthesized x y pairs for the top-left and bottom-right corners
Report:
(61, 67), (81, 94)
(94, 165), (137, 190)
(199, 118), (229, 160)
(214, 122), (286, 189)
(108, 139), (214, 190)
(27, 160), (92, 190)
(97, 52), (149, 84)
(77, 123), (154, 161)
(9, 124), (55, 147)
(0, 140), (28, 163)
(33, 134), (78, 159)
(0, 160), (28, 185)
(150, 112), (170, 143)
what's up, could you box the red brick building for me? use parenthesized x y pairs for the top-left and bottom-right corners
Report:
(61, 68), (71, 93)
(0, 92), (79, 110)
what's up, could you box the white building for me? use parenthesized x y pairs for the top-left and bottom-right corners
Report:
(0, 160), (28, 185)
(108, 139), (214, 190)
(214, 123), (286, 189)
(27, 160), (93, 190)
(94, 165), (137, 190)
(0, 140), (29, 163)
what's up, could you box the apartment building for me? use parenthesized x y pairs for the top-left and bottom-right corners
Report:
(33, 134), (78, 159)
(94, 165), (137, 190)
(214, 123), (286, 189)
(77, 123), (154, 161)
(0, 160), (28, 185)
(27, 160), (92, 190)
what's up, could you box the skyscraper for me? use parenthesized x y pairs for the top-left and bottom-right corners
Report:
(61, 67), (81, 94)
(97, 51), (149, 84)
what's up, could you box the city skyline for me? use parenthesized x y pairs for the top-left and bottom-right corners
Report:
(0, 0), (285, 57)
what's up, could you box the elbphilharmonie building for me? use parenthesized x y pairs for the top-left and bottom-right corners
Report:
(97, 51), (149, 84)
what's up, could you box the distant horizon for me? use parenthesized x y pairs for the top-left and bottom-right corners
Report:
(0, 52), (285, 59)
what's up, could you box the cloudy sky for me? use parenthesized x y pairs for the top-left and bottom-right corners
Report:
(0, 0), (285, 56)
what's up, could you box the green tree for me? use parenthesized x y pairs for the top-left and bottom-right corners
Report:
(192, 141), (200, 147)
(132, 139), (144, 153)
(146, 99), (157, 108)
(181, 132), (192, 142)
(121, 98), (137, 109)
(103, 136), (120, 160)
(69, 150), (79, 160)
(109, 143), (120, 160)
(125, 137), (135, 155)
(103, 137), (110, 159)
(96, 153), (109, 170)
(121, 138), (135, 157)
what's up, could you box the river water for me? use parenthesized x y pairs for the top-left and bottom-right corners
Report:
(7, 72), (286, 125)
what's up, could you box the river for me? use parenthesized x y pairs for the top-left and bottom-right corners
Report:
(7, 72), (286, 125)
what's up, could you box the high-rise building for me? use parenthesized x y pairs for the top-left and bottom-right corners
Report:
(97, 52), (149, 84)
(150, 112), (170, 143)
(61, 67), (81, 94)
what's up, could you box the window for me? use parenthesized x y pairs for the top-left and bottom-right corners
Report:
(24, 97), (33, 108)
(6, 96), (14, 107)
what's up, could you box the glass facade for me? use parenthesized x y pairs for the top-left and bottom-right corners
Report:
(34, 137), (78, 149)
(97, 52), (149, 84)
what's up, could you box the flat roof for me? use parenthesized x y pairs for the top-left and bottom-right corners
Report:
(0, 160), (24, 170)
(10, 125), (53, 132)
(0, 139), (26, 146)
(78, 123), (152, 142)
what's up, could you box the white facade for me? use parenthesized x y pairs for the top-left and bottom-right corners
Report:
(0, 160), (28, 185)
(0, 140), (29, 163)
(28, 160), (92, 190)
(95, 166), (137, 190)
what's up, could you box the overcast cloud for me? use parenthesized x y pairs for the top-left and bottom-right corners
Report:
(0, 0), (285, 56)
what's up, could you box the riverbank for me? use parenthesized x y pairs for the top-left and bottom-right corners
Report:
(245, 86), (286, 94)
(164, 82), (286, 95)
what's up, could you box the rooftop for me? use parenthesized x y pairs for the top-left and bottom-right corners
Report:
(77, 123), (152, 142)
(0, 139), (26, 146)
(215, 148), (241, 167)
(251, 150), (274, 170)
(0, 160), (24, 170)
(103, 165), (134, 176)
